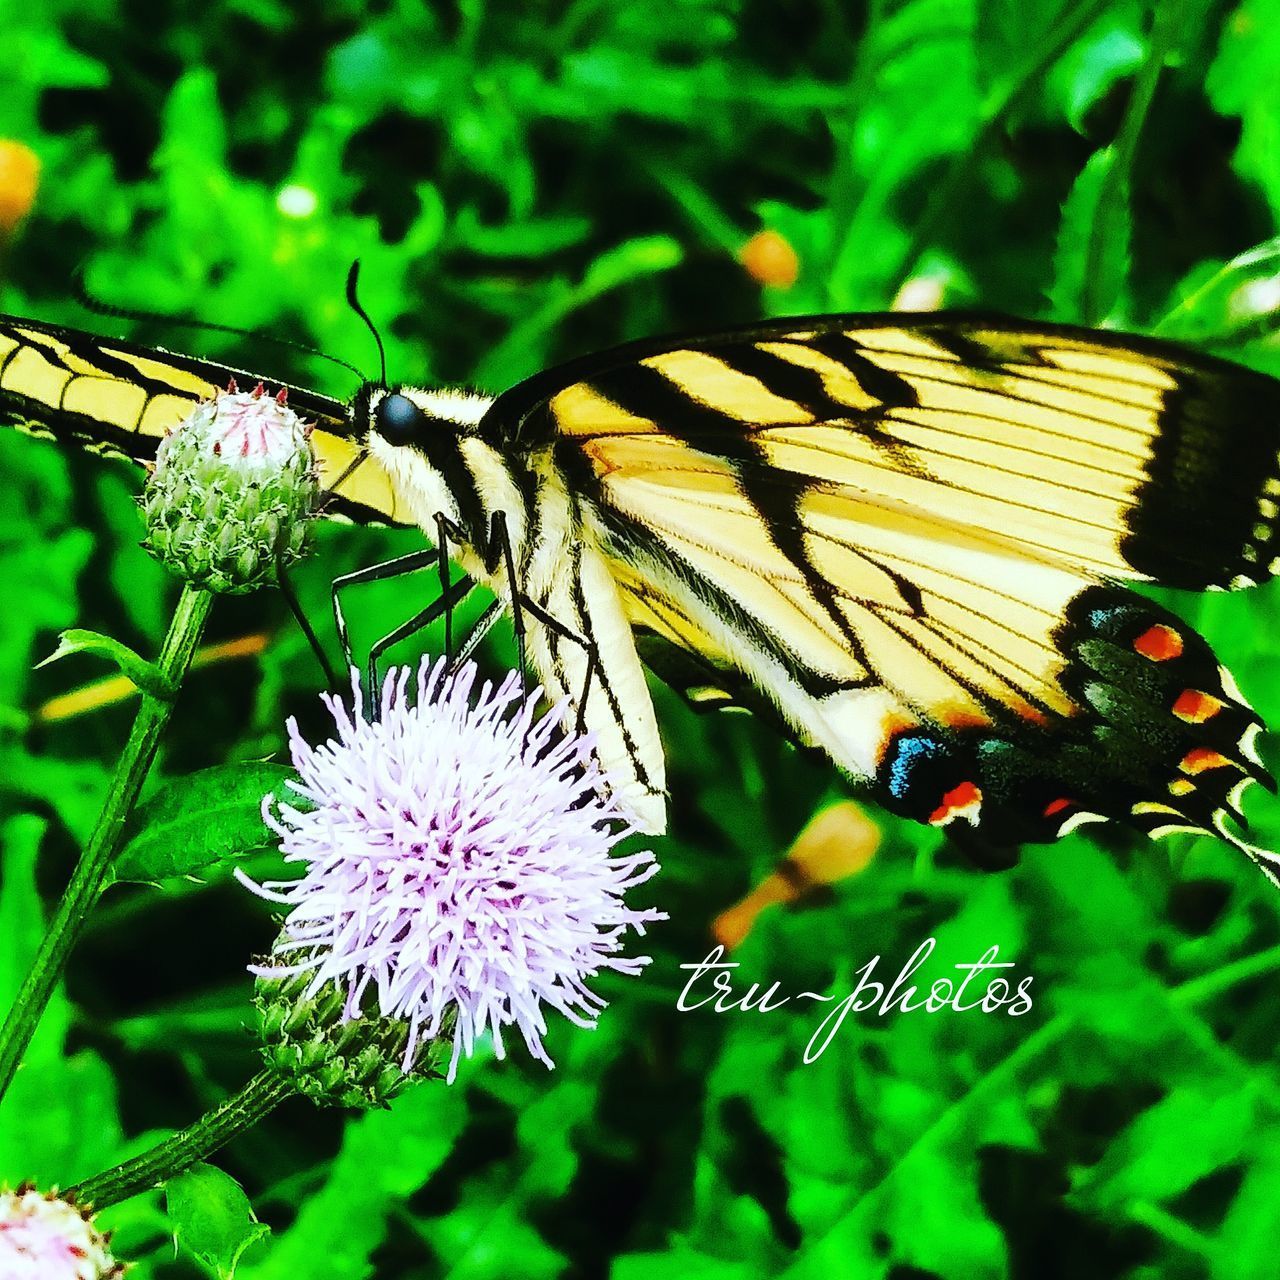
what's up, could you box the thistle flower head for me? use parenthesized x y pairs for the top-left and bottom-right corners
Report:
(241, 659), (664, 1084)
(142, 380), (317, 594)
(0, 1184), (124, 1279)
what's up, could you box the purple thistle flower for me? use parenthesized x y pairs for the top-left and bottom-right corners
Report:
(239, 659), (664, 1082)
(0, 1185), (124, 1279)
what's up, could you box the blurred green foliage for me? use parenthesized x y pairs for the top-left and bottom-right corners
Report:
(3, 0), (1280, 1276)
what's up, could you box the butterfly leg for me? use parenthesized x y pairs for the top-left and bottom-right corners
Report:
(333, 548), (480, 698)
(433, 510), (530, 685)
(434, 512), (456, 658)
(453, 599), (505, 667)
(365, 574), (475, 696)
(421, 510), (602, 740)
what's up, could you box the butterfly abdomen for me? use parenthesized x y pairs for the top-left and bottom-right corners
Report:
(874, 584), (1276, 876)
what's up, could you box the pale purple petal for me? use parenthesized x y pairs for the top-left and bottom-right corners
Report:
(242, 658), (664, 1081)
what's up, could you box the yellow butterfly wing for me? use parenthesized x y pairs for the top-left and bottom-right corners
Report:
(487, 313), (1279, 870)
(0, 315), (406, 525)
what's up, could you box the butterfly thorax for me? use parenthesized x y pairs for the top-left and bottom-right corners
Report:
(363, 383), (582, 602)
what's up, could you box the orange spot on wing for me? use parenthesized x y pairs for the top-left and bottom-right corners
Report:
(940, 710), (992, 732)
(1043, 797), (1072, 817)
(928, 781), (982, 827)
(1180, 748), (1233, 775)
(1172, 689), (1223, 722)
(1134, 624), (1183, 661)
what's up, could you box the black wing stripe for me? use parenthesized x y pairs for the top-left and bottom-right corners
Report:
(807, 522), (1066, 653)
(590, 362), (751, 436)
(875, 412), (1142, 498)
(736, 443), (1133, 541)
(595, 505), (868, 698)
(0, 392), (152, 458)
(819, 537), (1067, 718)
(13, 329), (204, 412)
(565, 550), (655, 792)
(592, 364), (870, 657)
(864, 334), (1174, 409)
(803, 333), (921, 409)
(713, 342), (854, 420)
(891, 368), (1156, 438)
(0, 314), (353, 429)
(756, 411), (1145, 495)
(877, 404), (1149, 469)
(868, 602), (1059, 725)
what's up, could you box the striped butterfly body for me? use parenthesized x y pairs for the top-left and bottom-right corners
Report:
(2, 310), (1278, 883)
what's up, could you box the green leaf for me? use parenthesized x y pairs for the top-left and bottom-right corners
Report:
(0, 819), (126, 1188)
(167, 1164), (271, 1280)
(976, 0), (1071, 93)
(0, 816), (65, 1061)
(113, 763), (298, 884)
(238, 1083), (466, 1280)
(1081, 1083), (1261, 1207)
(1046, 7), (1146, 131)
(0, 509), (93, 706)
(452, 207), (594, 258)
(577, 235), (684, 300)
(0, 746), (112, 846)
(826, 0), (980, 305)
(1050, 145), (1131, 323)
(1207, 0), (1280, 218)
(36, 628), (172, 697)
(472, 236), (684, 386)
(1152, 236), (1280, 341)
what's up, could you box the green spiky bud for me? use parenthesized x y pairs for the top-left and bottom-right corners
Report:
(141, 382), (318, 594)
(254, 965), (454, 1109)
(0, 1182), (126, 1277)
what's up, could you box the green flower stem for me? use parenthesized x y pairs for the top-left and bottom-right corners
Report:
(0, 583), (215, 1104)
(69, 1070), (293, 1209)
(1171, 942), (1280, 1009)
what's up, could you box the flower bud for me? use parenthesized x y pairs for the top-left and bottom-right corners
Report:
(141, 382), (317, 594)
(254, 965), (454, 1109)
(0, 140), (40, 239)
(0, 1182), (124, 1278)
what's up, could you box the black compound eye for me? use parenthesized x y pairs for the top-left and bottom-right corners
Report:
(374, 392), (427, 444)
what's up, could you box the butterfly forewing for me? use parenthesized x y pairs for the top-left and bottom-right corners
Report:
(526, 314), (1280, 590)
(0, 314), (405, 526)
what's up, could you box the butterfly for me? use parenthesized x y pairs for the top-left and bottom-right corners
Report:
(2, 308), (1278, 883)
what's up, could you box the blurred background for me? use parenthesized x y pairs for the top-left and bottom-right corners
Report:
(3, 0), (1280, 1276)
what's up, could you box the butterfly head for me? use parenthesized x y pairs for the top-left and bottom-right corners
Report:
(362, 384), (493, 446)
(359, 383), (498, 538)
(372, 389), (428, 445)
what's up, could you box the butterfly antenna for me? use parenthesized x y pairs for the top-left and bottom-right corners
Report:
(71, 265), (368, 381)
(345, 260), (387, 387)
